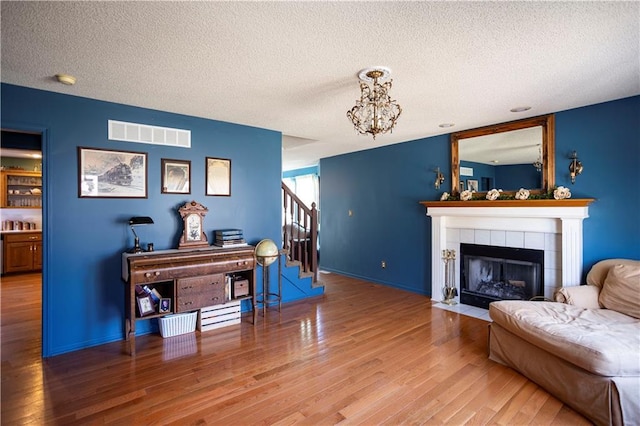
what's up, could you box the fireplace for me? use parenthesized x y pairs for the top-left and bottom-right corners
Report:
(423, 200), (593, 305)
(460, 243), (544, 309)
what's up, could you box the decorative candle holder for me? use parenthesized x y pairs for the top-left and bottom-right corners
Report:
(442, 249), (458, 305)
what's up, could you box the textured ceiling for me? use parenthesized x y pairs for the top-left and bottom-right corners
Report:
(2, 1), (638, 171)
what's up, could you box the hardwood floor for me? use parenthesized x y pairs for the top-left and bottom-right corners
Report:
(1, 272), (591, 425)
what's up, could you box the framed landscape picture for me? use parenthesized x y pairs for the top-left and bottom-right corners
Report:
(161, 159), (190, 194)
(205, 157), (231, 196)
(78, 147), (147, 198)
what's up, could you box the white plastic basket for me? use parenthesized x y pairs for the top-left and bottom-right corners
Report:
(158, 311), (197, 338)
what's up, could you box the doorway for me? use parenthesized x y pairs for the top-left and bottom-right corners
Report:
(1, 128), (44, 356)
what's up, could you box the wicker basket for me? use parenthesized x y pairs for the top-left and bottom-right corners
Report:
(158, 311), (197, 338)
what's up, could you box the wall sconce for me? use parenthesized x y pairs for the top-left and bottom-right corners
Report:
(434, 167), (445, 189)
(129, 216), (154, 253)
(568, 151), (583, 184)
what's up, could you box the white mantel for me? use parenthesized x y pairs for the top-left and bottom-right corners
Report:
(421, 199), (594, 304)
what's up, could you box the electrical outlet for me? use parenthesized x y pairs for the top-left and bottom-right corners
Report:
(381, 260), (386, 269)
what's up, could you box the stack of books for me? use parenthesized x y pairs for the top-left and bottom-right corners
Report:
(214, 229), (247, 247)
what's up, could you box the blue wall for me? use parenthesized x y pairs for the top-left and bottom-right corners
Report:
(495, 164), (539, 190)
(320, 135), (449, 294)
(555, 96), (640, 267)
(282, 165), (319, 179)
(460, 160), (494, 191)
(320, 96), (640, 295)
(1, 83), (290, 357)
(460, 160), (540, 191)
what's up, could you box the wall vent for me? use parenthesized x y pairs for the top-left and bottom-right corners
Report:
(108, 120), (191, 148)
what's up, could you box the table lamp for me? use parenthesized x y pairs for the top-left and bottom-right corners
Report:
(129, 216), (154, 253)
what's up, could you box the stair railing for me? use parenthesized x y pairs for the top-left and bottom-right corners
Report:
(282, 182), (318, 283)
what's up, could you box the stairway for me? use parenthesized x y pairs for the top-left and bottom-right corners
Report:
(282, 182), (322, 289)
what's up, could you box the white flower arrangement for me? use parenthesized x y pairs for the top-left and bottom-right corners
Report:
(553, 186), (572, 200)
(486, 188), (503, 201)
(515, 188), (530, 200)
(460, 190), (473, 201)
(440, 192), (450, 201)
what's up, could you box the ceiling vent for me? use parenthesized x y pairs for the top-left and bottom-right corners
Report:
(108, 120), (191, 148)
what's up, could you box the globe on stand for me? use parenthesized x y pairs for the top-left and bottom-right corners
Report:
(255, 239), (278, 266)
(254, 239), (281, 319)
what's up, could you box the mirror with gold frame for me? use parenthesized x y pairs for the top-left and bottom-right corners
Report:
(451, 114), (555, 196)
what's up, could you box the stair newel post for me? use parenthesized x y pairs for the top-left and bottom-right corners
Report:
(310, 202), (318, 283)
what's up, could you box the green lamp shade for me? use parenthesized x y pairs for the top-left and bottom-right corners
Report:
(255, 239), (278, 266)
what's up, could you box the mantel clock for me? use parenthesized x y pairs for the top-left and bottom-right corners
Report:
(178, 200), (209, 249)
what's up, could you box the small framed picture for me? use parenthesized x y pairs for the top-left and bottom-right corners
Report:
(159, 298), (171, 314)
(137, 295), (155, 317)
(467, 179), (479, 192)
(78, 147), (147, 198)
(161, 159), (190, 194)
(459, 181), (465, 192)
(206, 157), (231, 196)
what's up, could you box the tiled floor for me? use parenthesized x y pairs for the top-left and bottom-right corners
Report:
(432, 301), (492, 322)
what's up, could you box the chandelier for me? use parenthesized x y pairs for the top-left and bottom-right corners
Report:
(532, 144), (543, 172)
(346, 67), (402, 139)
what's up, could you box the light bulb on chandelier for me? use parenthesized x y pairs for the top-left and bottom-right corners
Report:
(346, 67), (402, 140)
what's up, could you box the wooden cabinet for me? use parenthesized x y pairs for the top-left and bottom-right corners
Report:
(3, 232), (42, 274)
(176, 274), (225, 312)
(0, 171), (42, 208)
(122, 245), (256, 355)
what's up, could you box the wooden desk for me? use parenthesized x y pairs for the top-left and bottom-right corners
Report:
(122, 245), (256, 355)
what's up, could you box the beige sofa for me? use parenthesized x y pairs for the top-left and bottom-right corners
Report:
(488, 259), (640, 426)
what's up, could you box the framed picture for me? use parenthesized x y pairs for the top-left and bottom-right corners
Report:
(467, 179), (479, 192)
(78, 147), (147, 198)
(459, 181), (465, 192)
(136, 295), (155, 317)
(161, 159), (190, 194)
(159, 298), (171, 314)
(206, 157), (231, 196)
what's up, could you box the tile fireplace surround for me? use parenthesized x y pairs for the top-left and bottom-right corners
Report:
(421, 199), (594, 308)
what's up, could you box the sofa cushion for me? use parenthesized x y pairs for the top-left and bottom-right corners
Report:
(490, 300), (640, 376)
(586, 258), (640, 288)
(599, 264), (640, 319)
(554, 285), (601, 309)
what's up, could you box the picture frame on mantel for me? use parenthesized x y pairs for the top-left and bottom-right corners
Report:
(78, 147), (147, 198)
(205, 157), (231, 196)
(467, 179), (479, 192)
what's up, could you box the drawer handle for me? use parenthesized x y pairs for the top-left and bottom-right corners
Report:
(145, 272), (151, 278)
(29, 236), (38, 240)
(184, 301), (193, 306)
(209, 281), (219, 285)
(181, 285), (193, 290)
(212, 297), (219, 301)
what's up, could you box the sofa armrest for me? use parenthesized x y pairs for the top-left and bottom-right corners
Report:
(554, 285), (602, 309)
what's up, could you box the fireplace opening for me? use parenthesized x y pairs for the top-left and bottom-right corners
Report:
(460, 243), (544, 309)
